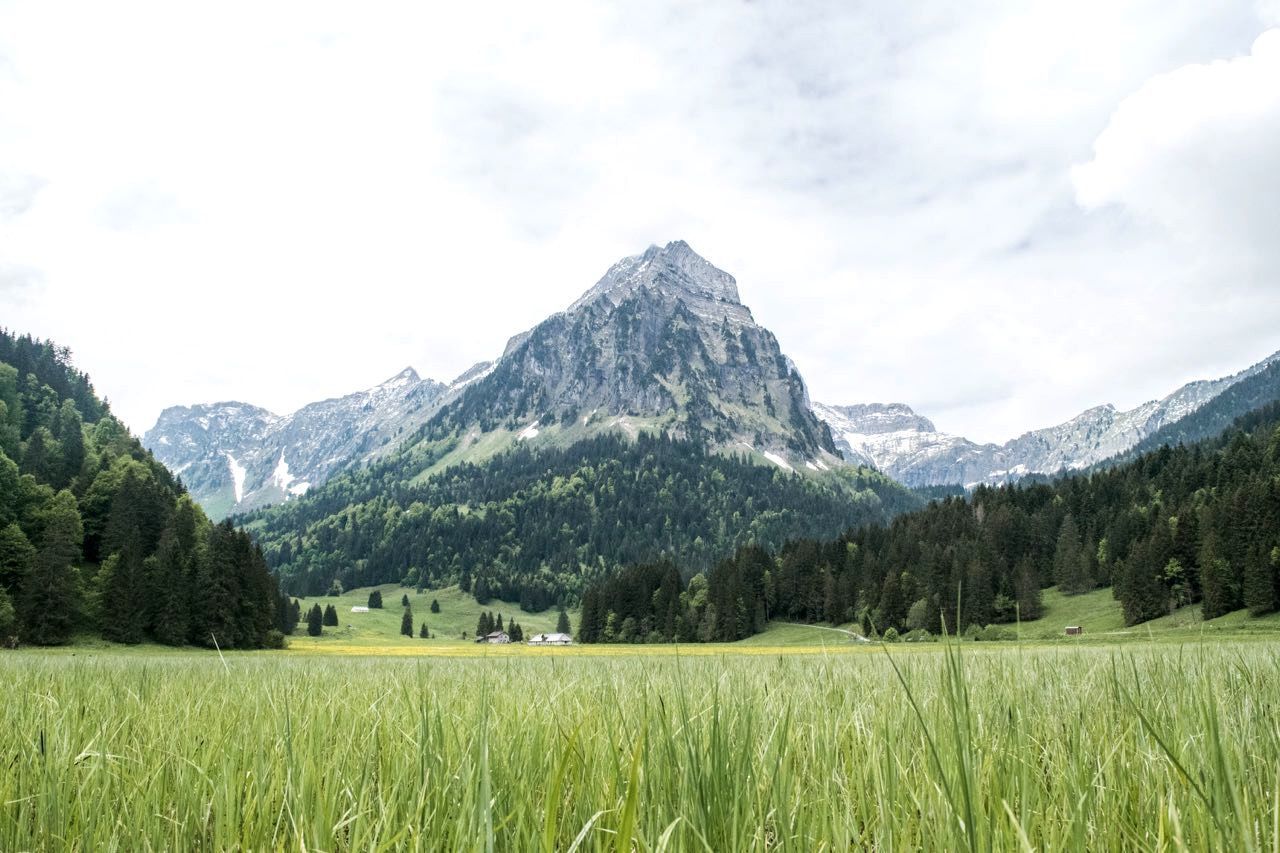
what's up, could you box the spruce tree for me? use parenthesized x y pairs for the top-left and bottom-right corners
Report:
(0, 587), (14, 640)
(496, 612), (504, 632)
(401, 593), (410, 608)
(430, 598), (440, 613)
(323, 604), (339, 626)
(306, 603), (323, 636)
(21, 490), (82, 645)
(149, 528), (191, 646)
(97, 550), (146, 644)
(368, 590), (383, 609)
(1053, 515), (1084, 593)
(400, 606), (413, 637)
(0, 522), (35, 593)
(556, 607), (571, 635)
(419, 622), (429, 638)
(1244, 544), (1277, 615)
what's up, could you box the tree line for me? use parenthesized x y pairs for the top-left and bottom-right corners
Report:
(579, 403), (1280, 642)
(0, 330), (287, 647)
(245, 432), (917, 609)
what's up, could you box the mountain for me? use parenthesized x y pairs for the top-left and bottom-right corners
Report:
(241, 241), (910, 601)
(149, 240), (846, 520)
(145, 368), (451, 518)
(416, 240), (840, 469)
(816, 348), (1280, 488)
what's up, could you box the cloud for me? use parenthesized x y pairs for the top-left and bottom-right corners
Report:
(0, 262), (42, 298)
(0, 172), (45, 218)
(95, 181), (194, 231)
(0, 0), (1277, 446)
(1073, 29), (1280, 270)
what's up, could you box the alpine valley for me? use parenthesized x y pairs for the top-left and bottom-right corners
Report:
(143, 242), (1280, 603)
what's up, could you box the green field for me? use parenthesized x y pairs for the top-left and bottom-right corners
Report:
(278, 582), (1280, 654)
(289, 584), (576, 651)
(8, 584), (1280, 848)
(4, 639), (1280, 850)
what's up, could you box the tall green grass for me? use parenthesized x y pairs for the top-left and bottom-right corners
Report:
(2, 642), (1278, 849)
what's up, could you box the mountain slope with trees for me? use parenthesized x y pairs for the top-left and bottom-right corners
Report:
(244, 433), (918, 607)
(0, 329), (288, 647)
(578, 402), (1280, 642)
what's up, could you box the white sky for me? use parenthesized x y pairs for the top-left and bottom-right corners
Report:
(2, 0), (1278, 444)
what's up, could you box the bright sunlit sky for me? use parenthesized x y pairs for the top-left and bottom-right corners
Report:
(2, 1), (1279, 443)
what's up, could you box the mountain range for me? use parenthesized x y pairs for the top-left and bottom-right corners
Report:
(145, 241), (1280, 516)
(813, 349), (1280, 488)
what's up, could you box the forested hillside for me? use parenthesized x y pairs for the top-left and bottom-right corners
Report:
(1099, 360), (1280, 468)
(244, 433), (917, 607)
(0, 330), (288, 647)
(579, 403), (1280, 642)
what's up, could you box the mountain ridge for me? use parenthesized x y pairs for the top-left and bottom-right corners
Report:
(816, 347), (1280, 487)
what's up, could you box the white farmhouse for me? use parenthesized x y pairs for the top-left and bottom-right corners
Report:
(528, 632), (573, 646)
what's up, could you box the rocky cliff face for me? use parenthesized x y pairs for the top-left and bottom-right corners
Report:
(424, 240), (838, 464)
(144, 369), (448, 517)
(816, 348), (1280, 488)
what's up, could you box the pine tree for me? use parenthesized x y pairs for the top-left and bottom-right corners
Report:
(1053, 515), (1084, 594)
(556, 607), (571, 635)
(401, 593), (410, 608)
(1244, 544), (1277, 615)
(149, 528), (191, 646)
(496, 612), (504, 632)
(323, 604), (339, 627)
(0, 522), (35, 593)
(21, 490), (82, 645)
(368, 589), (383, 609)
(0, 587), (15, 640)
(430, 598), (440, 613)
(419, 622), (429, 638)
(306, 603), (323, 636)
(1014, 557), (1043, 621)
(96, 550), (145, 644)
(400, 606), (413, 637)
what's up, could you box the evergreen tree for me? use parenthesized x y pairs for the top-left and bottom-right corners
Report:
(368, 589), (383, 609)
(306, 603), (323, 636)
(0, 587), (15, 640)
(21, 490), (82, 645)
(1013, 557), (1043, 621)
(323, 603), (339, 627)
(148, 528), (191, 646)
(556, 607), (571, 635)
(401, 593), (410, 608)
(1244, 544), (1277, 615)
(400, 606), (413, 637)
(419, 621), (429, 638)
(1053, 515), (1085, 594)
(96, 550), (146, 644)
(0, 522), (35, 593)
(496, 612), (504, 632)
(430, 598), (440, 613)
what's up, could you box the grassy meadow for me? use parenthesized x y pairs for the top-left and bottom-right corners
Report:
(4, 640), (1280, 850)
(7, 584), (1280, 849)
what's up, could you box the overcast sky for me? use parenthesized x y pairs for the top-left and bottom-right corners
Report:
(2, 1), (1279, 444)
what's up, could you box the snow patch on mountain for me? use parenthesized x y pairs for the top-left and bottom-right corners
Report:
(763, 451), (793, 472)
(225, 453), (246, 503)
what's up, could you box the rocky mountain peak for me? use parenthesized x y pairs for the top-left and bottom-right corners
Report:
(819, 402), (938, 435)
(568, 240), (750, 325)
(430, 241), (838, 462)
